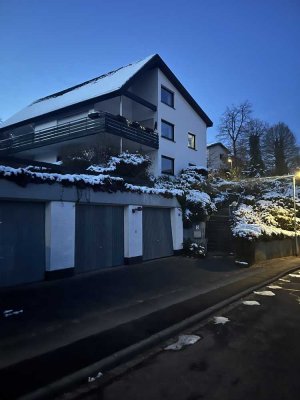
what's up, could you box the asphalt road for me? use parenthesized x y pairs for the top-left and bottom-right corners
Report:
(77, 269), (300, 400)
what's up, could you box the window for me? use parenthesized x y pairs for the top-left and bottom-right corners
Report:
(161, 120), (174, 141)
(188, 133), (196, 149)
(161, 86), (174, 107)
(161, 156), (174, 175)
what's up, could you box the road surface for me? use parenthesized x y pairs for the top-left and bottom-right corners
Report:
(74, 269), (300, 400)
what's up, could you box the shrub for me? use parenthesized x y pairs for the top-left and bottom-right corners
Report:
(182, 238), (207, 257)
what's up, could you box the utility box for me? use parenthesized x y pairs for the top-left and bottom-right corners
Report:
(193, 222), (206, 239)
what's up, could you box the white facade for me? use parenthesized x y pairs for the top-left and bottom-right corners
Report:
(155, 69), (207, 176)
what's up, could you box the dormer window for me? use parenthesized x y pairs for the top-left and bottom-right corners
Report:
(161, 86), (174, 107)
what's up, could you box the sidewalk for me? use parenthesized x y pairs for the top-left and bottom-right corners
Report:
(0, 255), (299, 399)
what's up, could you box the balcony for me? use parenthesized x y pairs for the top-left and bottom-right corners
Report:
(0, 112), (159, 156)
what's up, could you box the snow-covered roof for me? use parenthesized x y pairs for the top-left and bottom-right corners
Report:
(1, 54), (213, 130)
(1, 55), (155, 129)
(207, 142), (229, 151)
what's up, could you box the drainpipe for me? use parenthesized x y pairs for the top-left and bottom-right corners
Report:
(119, 95), (123, 154)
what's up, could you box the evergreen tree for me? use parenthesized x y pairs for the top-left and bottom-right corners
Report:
(264, 122), (297, 175)
(246, 119), (267, 176)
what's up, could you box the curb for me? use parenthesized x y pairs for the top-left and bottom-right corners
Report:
(20, 264), (300, 400)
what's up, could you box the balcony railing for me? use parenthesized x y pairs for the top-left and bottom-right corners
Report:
(0, 112), (159, 155)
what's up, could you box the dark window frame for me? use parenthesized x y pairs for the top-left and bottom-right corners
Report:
(161, 155), (175, 176)
(188, 132), (196, 150)
(161, 119), (175, 141)
(161, 85), (175, 108)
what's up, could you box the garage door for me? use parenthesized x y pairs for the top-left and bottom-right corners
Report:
(143, 208), (173, 260)
(0, 201), (45, 287)
(75, 205), (124, 272)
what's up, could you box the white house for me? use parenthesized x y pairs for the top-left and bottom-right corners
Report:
(207, 142), (230, 170)
(0, 54), (212, 176)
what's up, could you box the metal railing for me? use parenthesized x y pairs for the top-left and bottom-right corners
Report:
(0, 112), (159, 154)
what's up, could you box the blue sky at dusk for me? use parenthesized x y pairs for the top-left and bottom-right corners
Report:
(0, 0), (299, 143)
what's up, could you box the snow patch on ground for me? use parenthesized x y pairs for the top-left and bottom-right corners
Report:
(267, 285), (282, 289)
(289, 274), (300, 278)
(164, 334), (201, 351)
(254, 290), (275, 296)
(235, 260), (249, 266)
(3, 309), (23, 317)
(88, 372), (103, 383)
(279, 278), (291, 283)
(242, 300), (260, 306)
(213, 316), (230, 325)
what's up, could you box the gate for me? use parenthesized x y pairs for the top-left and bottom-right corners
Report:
(0, 201), (45, 287)
(143, 208), (173, 260)
(75, 205), (124, 272)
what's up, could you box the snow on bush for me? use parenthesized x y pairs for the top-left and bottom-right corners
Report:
(231, 178), (300, 241)
(182, 238), (207, 257)
(88, 151), (151, 180)
(0, 164), (179, 198)
(155, 167), (215, 226)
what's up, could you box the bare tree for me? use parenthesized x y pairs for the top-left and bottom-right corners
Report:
(263, 122), (298, 175)
(217, 101), (252, 167)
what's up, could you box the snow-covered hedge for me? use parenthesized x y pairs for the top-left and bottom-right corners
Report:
(0, 164), (180, 198)
(155, 167), (216, 226)
(88, 151), (151, 180)
(0, 156), (217, 223)
(231, 178), (300, 241)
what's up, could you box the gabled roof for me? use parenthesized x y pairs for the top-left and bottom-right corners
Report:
(207, 142), (230, 152)
(1, 54), (213, 130)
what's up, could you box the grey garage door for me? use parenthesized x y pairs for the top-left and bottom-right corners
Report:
(143, 208), (173, 261)
(0, 201), (45, 287)
(75, 205), (124, 273)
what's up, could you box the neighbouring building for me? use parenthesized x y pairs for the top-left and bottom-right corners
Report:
(207, 142), (231, 170)
(0, 54), (212, 176)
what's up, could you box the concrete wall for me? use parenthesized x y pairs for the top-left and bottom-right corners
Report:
(0, 180), (180, 207)
(45, 201), (75, 272)
(124, 205), (143, 262)
(236, 238), (297, 265)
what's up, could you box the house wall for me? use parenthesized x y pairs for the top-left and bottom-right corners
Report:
(155, 69), (207, 176)
(207, 145), (229, 170)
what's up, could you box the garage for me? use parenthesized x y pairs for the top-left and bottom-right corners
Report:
(143, 207), (174, 260)
(0, 201), (45, 287)
(75, 204), (124, 273)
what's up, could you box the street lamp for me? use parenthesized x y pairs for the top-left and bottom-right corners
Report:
(228, 156), (233, 170)
(292, 171), (300, 256)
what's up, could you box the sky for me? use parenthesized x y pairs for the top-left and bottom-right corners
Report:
(0, 0), (299, 143)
